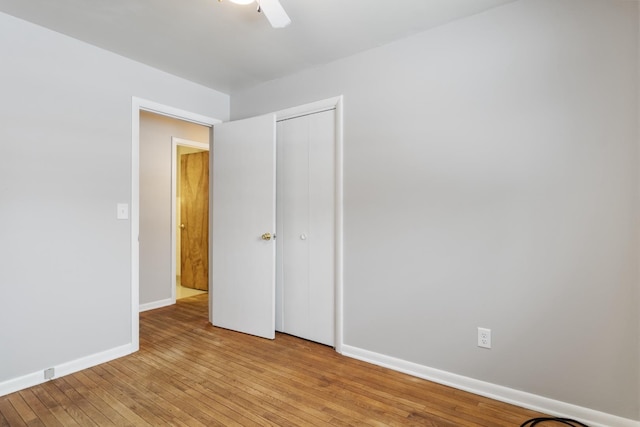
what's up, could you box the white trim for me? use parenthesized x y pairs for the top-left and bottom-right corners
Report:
(274, 95), (344, 353)
(131, 97), (220, 351)
(135, 98), (216, 127)
(139, 298), (174, 312)
(170, 137), (210, 305)
(276, 96), (341, 122)
(0, 344), (133, 397)
(0, 372), (43, 397)
(131, 99), (141, 352)
(334, 97), (344, 354)
(341, 345), (640, 427)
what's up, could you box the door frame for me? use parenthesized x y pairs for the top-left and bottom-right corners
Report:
(275, 95), (344, 353)
(131, 97), (220, 351)
(131, 95), (343, 353)
(170, 137), (210, 303)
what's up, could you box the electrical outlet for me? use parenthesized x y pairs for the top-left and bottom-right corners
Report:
(478, 327), (491, 349)
(44, 368), (55, 380)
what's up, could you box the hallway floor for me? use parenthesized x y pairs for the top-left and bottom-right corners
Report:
(176, 276), (207, 299)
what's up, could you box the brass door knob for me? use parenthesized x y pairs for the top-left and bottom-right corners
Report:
(180, 223), (186, 230)
(261, 232), (272, 241)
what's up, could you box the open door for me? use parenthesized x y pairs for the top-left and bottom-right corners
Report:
(211, 114), (276, 339)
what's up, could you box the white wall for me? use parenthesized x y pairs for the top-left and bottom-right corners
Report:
(0, 12), (228, 387)
(139, 112), (209, 305)
(232, 0), (639, 421)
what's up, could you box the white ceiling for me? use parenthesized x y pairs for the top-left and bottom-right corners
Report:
(0, 0), (517, 93)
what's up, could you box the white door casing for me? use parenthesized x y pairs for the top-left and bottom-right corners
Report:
(211, 114), (277, 340)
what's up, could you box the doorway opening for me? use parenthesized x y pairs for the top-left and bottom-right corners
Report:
(138, 110), (211, 312)
(131, 97), (220, 351)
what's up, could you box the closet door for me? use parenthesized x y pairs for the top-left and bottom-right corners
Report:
(276, 110), (335, 346)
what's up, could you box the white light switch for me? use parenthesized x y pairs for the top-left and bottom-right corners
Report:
(117, 203), (129, 220)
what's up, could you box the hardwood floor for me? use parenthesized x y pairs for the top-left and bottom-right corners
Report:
(0, 295), (546, 426)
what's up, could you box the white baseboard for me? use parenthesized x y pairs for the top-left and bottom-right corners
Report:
(139, 298), (174, 312)
(340, 345), (639, 427)
(0, 343), (134, 397)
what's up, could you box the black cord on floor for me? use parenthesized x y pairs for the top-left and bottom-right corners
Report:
(521, 417), (589, 427)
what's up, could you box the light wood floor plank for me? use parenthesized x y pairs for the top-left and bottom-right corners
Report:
(144, 320), (408, 422)
(60, 374), (131, 426)
(16, 390), (62, 427)
(5, 394), (41, 426)
(40, 381), (98, 427)
(144, 330), (384, 425)
(120, 357), (229, 427)
(179, 333), (450, 425)
(0, 411), (9, 427)
(0, 399), (27, 427)
(51, 378), (114, 426)
(140, 334), (345, 425)
(100, 362), (207, 427)
(0, 294), (548, 426)
(29, 386), (81, 427)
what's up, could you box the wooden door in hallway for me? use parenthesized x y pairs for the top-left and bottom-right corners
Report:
(180, 151), (209, 291)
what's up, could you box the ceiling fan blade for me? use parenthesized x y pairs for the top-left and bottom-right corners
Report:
(259, 0), (291, 28)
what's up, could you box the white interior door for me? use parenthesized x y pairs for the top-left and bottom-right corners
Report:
(211, 114), (276, 339)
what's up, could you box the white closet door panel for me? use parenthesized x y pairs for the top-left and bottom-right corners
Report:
(307, 110), (335, 346)
(281, 116), (310, 339)
(275, 121), (285, 332)
(277, 109), (335, 347)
